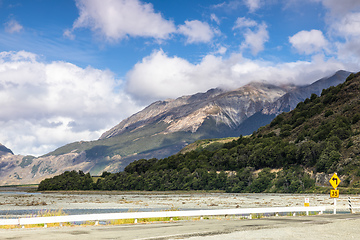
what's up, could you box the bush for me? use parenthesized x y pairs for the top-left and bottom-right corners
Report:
(352, 113), (360, 124)
(325, 110), (334, 117)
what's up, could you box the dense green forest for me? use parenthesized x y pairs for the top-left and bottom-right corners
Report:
(38, 72), (360, 193)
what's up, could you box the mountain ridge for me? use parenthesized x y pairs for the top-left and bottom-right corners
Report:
(100, 82), (288, 139)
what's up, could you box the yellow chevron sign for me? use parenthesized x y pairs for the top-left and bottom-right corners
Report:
(329, 173), (341, 189)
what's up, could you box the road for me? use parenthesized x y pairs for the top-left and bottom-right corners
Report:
(1, 213), (360, 240)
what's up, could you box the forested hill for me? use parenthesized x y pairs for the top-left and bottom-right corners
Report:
(38, 72), (360, 193)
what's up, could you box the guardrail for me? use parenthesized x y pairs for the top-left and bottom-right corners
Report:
(0, 206), (326, 228)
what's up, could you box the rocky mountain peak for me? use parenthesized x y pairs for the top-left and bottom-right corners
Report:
(100, 83), (288, 139)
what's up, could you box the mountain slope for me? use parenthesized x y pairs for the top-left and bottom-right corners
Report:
(44, 82), (289, 174)
(100, 82), (287, 139)
(0, 143), (13, 156)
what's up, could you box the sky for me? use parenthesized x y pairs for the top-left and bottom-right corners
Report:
(1, 0), (360, 156)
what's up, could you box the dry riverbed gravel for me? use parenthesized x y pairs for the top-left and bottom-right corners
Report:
(0, 189), (358, 216)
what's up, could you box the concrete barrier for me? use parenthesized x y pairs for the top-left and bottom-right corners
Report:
(0, 206), (326, 227)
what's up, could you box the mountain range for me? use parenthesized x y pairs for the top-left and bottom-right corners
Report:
(0, 70), (351, 185)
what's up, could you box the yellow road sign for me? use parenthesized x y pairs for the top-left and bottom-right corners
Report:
(329, 173), (341, 189)
(330, 189), (339, 198)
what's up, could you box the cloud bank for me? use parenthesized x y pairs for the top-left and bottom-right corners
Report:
(0, 51), (140, 156)
(1, 48), (350, 156)
(126, 49), (348, 103)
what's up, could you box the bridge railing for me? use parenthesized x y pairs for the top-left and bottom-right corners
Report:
(0, 206), (326, 228)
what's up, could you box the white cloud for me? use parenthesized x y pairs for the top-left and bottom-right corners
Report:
(63, 29), (75, 40)
(332, 12), (360, 37)
(233, 17), (257, 29)
(178, 20), (215, 44)
(336, 39), (360, 65)
(211, 14), (220, 25)
(294, 1), (360, 63)
(244, 0), (261, 12)
(126, 49), (195, 102)
(212, 0), (263, 12)
(289, 30), (328, 55)
(241, 22), (269, 56)
(126, 49), (348, 103)
(215, 46), (228, 55)
(70, 0), (176, 41)
(311, 0), (360, 16)
(4, 19), (23, 33)
(0, 51), (141, 156)
(232, 18), (268, 55)
(211, 0), (243, 10)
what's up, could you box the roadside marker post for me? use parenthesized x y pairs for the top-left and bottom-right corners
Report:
(348, 197), (353, 214)
(329, 173), (341, 214)
(304, 198), (310, 215)
(304, 198), (310, 207)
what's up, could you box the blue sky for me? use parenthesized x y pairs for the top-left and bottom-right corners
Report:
(1, 0), (360, 156)
(0, 0), (330, 73)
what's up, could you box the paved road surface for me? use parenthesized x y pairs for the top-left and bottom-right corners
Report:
(1, 214), (360, 240)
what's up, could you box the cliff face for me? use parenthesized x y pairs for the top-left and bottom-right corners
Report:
(0, 71), (351, 185)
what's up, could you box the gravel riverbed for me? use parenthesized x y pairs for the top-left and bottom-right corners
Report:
(0, 189), (357, 216)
